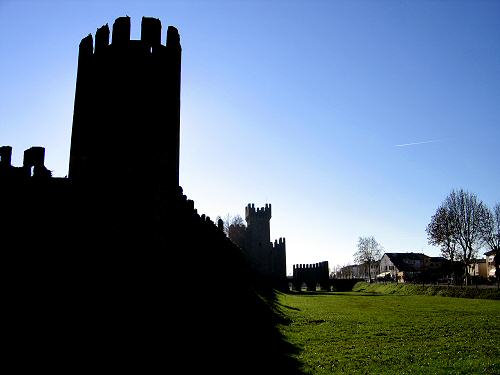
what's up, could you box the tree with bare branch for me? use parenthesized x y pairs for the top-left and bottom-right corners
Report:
(484, 203), (500, 288)
(484, 203), (500, 254)
(216, 214), (245, 236)
(428, 189), (490, 285)
(216, 213), (246, 248)
(426, 205), (457, 262)
(354, 236), (382, 283)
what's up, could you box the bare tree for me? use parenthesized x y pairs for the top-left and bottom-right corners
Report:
(430, 189), (490, 285)
(484, 203), (500, 254)
(426, 205), (457, 262)
(484, 203), (500, 288)
(216, 214), (246, 248)
(217, 214), (245, 236)
(354, 236), (382, 283)
(330, 264), (343, 279)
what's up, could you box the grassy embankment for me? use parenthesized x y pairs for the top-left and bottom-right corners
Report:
(278, 292), (500, 374)
(353, 281), (500, 299)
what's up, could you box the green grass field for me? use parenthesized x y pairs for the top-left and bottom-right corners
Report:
(352, 281), (500, 300)
(277, 292), (500, 374)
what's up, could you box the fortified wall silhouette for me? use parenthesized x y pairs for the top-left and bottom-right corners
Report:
(292, 261), (330, 291)
(291, 261), (366, 292)
(1, 17), (300, 373)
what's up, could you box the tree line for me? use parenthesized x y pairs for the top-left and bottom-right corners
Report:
(426, 189), (500, 285)
(347, 189), (499, 286)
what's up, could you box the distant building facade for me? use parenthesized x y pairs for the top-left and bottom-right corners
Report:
(336, 264), (361, 279)
(468, 259), (488, 279)
(336, 261), (380, 281)
(485, 250), (499, 279)
(378, 253), (452, 283)
(335, 250), (499, 285)
(379, 252), (427, 282)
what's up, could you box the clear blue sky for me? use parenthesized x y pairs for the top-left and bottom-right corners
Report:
(1, 0), (499, 273)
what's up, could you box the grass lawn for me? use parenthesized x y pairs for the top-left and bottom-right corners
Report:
(277, 292), (500, 374)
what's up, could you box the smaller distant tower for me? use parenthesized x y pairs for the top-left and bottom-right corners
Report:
(245, 203), (273, 275)
(272, 237), (287, 281)
(234, 203), (286, 286)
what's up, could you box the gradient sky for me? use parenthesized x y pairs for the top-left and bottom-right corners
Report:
(1, 0), (499, 274)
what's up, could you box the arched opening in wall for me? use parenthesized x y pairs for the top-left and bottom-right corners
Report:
(30, 166), (34, 177)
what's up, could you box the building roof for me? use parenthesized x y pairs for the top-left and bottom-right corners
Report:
(384, 252), (427, 260)
(471, 259), (486, 264)
(383, 252), (427, 272)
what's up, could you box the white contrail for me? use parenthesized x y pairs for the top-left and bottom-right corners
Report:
(395, 139), (440, 147)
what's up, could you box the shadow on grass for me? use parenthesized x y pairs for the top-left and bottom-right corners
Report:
(251, 289), (310, 374)
(286, 291), (335, 296)
(277, 301), (302, 311)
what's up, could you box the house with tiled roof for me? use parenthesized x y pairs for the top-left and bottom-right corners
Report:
(378, 252), (449, 282)
(379, 253), (429, 283)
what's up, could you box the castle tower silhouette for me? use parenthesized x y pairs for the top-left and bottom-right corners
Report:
(245, 203), (273, 275)
(69, 16), (181, 189)
(235, 203), (287, 285)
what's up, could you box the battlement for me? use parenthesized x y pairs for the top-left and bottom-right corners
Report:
(273, 237), (286, 249)
(0, 145), (52, 178)
(245, 203), (272, 221)
(79, 16), (181, 57)
(0, 146), (12, 167)
(293, 261), (329, 272)
(23, 147), (45, 168)
(292, 261), (329, 291)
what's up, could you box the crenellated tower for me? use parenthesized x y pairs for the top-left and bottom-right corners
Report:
(244, 203), (272, 275)
(245, 203), (272, 243)
(68, 17), (181, 189)
(272, 237), (287, 282)
(233, 203), (286, 285)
